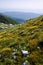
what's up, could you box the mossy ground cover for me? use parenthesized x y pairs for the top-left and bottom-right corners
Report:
(0, 16), (43, 65)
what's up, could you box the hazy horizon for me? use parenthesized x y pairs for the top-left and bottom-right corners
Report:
(0, 0), (43, 14)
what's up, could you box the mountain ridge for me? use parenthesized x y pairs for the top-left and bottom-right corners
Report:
(2, 12), (40, 23)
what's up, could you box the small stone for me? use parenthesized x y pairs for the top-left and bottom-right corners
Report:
(21, 50), (30, 55)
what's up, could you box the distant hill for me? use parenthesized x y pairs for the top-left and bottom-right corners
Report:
(13, 18), (25, 23)
(0, 14), (18, 24)
(2, 12), (40, 23)
(0, 15), (43, 65)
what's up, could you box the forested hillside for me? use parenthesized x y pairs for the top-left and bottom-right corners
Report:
(0, 14), (18, 24)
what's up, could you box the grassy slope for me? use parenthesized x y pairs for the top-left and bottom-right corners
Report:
(0, 16), (43, 65)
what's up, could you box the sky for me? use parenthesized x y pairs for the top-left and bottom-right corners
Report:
(0, 0), (43, 13)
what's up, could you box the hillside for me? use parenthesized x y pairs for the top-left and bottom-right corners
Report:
(0, 14), (18, 24)
(0, 16), (43, 65)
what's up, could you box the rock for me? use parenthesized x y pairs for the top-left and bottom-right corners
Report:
(21, 50), (30, 55)
(37, 46), (40, 50)
(22, 60), (28, 65)
(13, 56), (16, 59)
